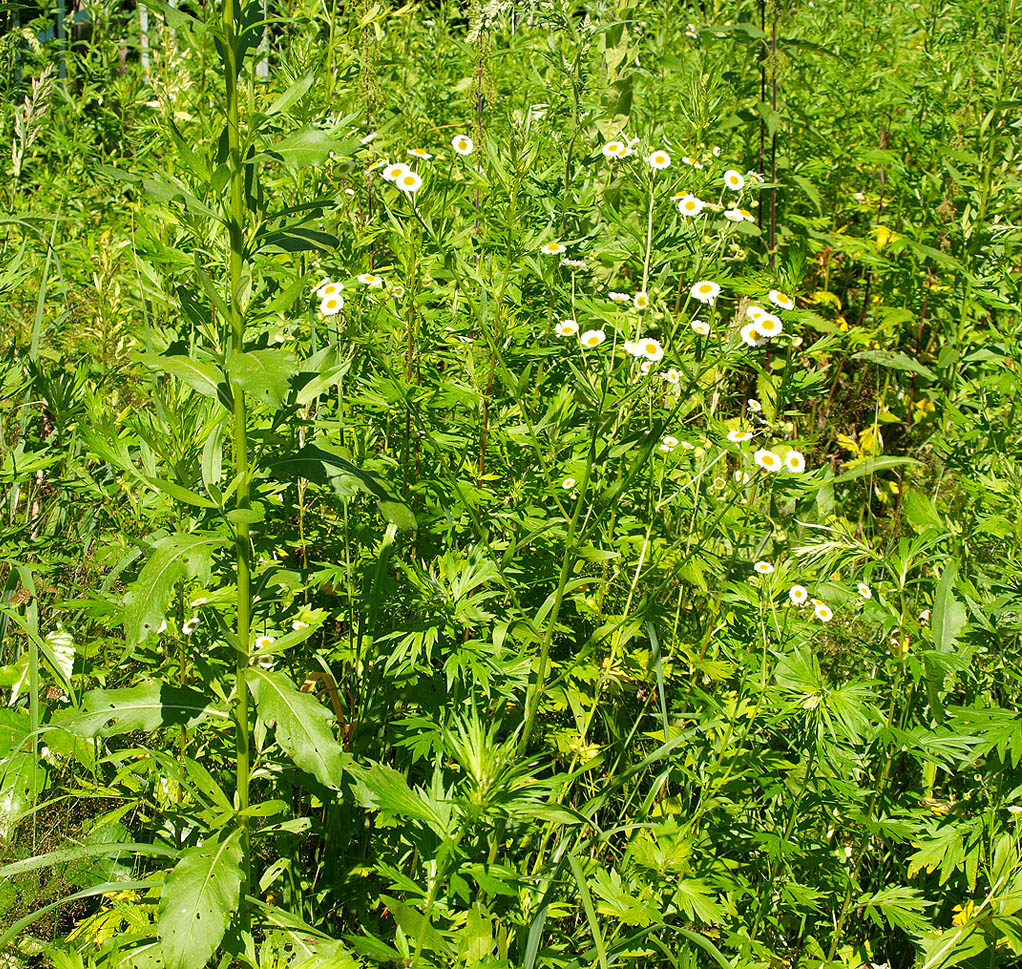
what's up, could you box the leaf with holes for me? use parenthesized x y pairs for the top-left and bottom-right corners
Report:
(248, 668), (346, 789)
(65, 681), (227, 739)
(123, 534), (227, 646)
(158, 829), (243, 969)
(228, 349), (296, 408)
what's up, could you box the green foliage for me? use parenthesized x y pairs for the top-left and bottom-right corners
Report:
(2, 0), (1022, 967)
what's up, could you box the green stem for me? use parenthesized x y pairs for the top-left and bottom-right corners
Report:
(222, 0), (253, 922)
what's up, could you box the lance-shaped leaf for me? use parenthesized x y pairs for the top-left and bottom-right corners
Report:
(248, 668), (346, 789)
(65, 681), (227, 739)
(158, 829), (243, 969)
(267, 442), (415, 529)
(135, 353), (228, 401)
(228, 349), (296, 408)
(123, 533), (227, 645)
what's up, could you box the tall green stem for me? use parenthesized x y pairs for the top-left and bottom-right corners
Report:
(222, 0), (252, 919)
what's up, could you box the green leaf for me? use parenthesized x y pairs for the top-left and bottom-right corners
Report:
(902, 486), (943, 531)
(265, 72), (316, 116)
(123, 533), (227, 645)
(378, 895), (452, 956)
(932, 560), (967, 653)
(66, 681), (227, 738)
(852, 349), (938, 381)
(263, 128), (356, 168)
(158, 829), (243, 969)
(248, 668), (346, 789)
(830, 456), (920, 484)
(859, 886), (932, 937)
(345, 760), (447, 829)
(136, 353), (228, 401)
(228, 349), (296, 408)
(267, 443), (415, 529)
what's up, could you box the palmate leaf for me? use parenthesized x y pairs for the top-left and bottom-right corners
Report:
(65, 681), (227, 739)
(248, 668), (346, 789)
(124, 533), (228, 646)
(859, 885), (933, 937)
(158, 829), (243, 969)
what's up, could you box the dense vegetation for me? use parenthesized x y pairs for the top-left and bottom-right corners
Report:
(2, 0), (1022, 966)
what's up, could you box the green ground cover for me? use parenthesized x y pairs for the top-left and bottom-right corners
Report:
(1, 0), (1022, 966)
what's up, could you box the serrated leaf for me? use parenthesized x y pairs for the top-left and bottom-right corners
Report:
(136, 353), (227, 401)
(248, 669), (346, 788)
(124, 534), (227, 646)
(65, 681), (227, 739)
(227, 349), (296, 408)
(158, 829), (243, 969)
(345, 759), (447, 829)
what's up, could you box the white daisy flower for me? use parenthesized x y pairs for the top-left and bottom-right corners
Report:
(724, 169), (745, 191)
(561, 477), (576, 489)
(602, 141), (624, 159)
(580, 329), (606, 348)
(452, 134), (474, 155)
(690, 280), (721, 305)
(382, 162), (409, 182)
(663, 368), (680, 385)
(182, 617), (200, 635)
(678, 194), (705, 216)
(646, 149), (671, 170)
(357, 273), (383, 287)
(292, 619), (309, 631)
(190, 596), (208, 607)
(407, 148), (432, 160)
(784, 450), (806, 473)
(639, 337), (664, 362)
(733, 470), (750, 484)
(757, 313), (783, 336)
(623, 339), (643, 357)
(769, 289), (795, 311)
(391, 285), (405, 299)
(747, 398), (762, 412)
(316, 280), (343, 299)
(396, 171), (423, 193)
(254, 635), (275, 650)
(639, 360), (654, 375)
(741, 323), (767, 347)
(754, 449), (783, 472)
(727, 429), (753, 443)
(541, 241), (566, 256)
(662, 435), (679, 450)
(690, 319), (710, 336)
(754, 561), (774, 575)
(555, 319), (579, 337)
(747, 305), (767, 321)
(857, 583), (873, 599)
(320, 294), (344, 316)
(634, 291), (650, 310)
(814, 602), (833, 622)
(609, 291), (631, 303)
(561, 258), (588, 269)
(256, 654), (275, 670)
(789, 585), (808, 606)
